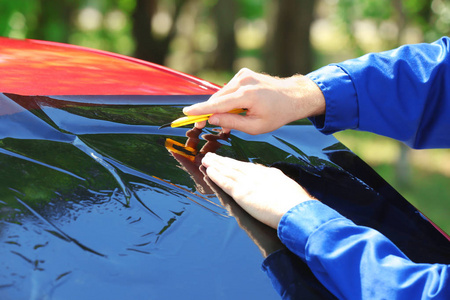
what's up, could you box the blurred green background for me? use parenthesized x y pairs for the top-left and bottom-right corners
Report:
(0, 0), (449, 234)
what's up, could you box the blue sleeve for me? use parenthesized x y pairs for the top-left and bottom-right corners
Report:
(306, 37), (450, 149)
(277, 200), (450, 299)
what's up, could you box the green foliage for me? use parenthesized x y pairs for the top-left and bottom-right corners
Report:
(117, 0), (137, 12)
(336, 0), (449, 45)
(0, 0), (135, 54)
(337, 0), (392, 21)
(404, 0), (429, 14)
(236, 0), (266, 19)
(0, 0), (39, 38)
(361, 0), (392, 20)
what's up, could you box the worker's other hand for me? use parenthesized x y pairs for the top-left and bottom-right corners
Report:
(201, 152), (317, 229)
(203, 174), (285, 258)
(183, 68), (325, 135)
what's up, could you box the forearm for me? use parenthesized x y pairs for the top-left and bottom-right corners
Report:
(307, 37), (450, 149)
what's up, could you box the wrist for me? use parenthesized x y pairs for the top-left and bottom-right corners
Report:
(290, 75), (326, 120)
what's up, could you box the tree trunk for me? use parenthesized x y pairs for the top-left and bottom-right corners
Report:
(132, 0), (185, 64)
(266, 0), (316, 76)
(30, 0), (75, 43)
(132, 0), (158, 63)
(211, 0), (237, 72)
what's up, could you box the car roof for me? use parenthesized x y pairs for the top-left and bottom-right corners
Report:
(0, 37), (219, 95)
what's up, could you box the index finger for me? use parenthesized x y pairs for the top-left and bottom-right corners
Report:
(183, 89), (251, 117)
(183, 68), (257, 116)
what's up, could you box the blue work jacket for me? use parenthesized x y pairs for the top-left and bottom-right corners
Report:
(263, 37), (450, 299)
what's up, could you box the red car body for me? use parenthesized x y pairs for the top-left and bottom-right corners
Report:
(0, 37), (218, 96)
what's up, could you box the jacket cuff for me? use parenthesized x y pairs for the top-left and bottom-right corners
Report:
(306, 65), (359, 134)
(277, 200), (344, 260)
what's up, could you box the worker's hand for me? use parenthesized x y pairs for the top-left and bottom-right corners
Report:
(201, 152), (317, 229)
(203, 174), (285, 258)
(183, 68), (325, 135)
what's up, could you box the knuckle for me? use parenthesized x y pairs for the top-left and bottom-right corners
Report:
(239, 85), (257, 96)
(268, 167), (284, 176)
(237, 70), (259, 85)
(238, 67), (252, 75)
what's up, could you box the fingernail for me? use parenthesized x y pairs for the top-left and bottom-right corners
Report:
(202, 152), (215, 163)
(204, 152), (213, 159)
(202, 153), (211, 164)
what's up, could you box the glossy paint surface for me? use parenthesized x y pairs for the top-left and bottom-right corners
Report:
(0, 93), (279, 299)
(0, 37), (219, 96)
(0, 93), (449, 300)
